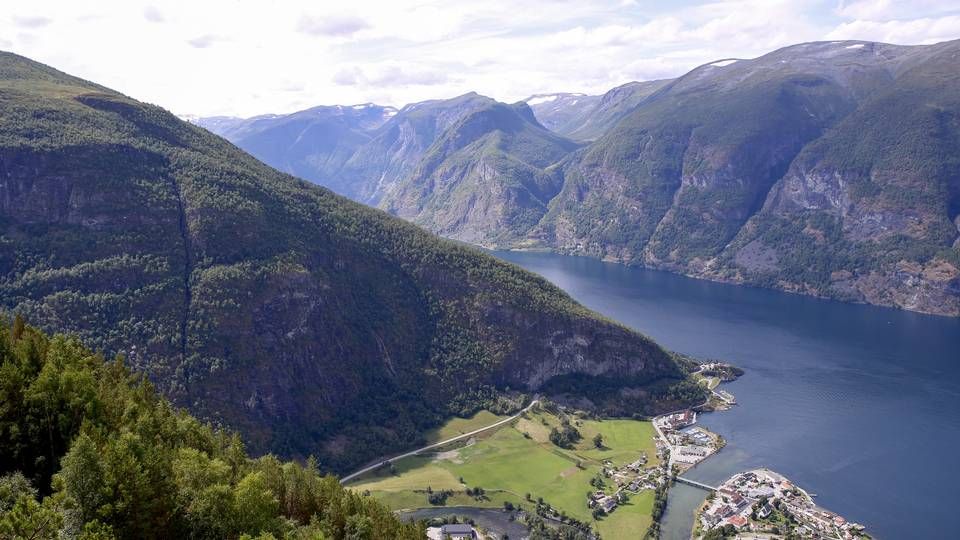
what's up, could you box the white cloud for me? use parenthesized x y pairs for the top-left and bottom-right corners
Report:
(826, 15), (960, 44)
(12, 15), (53, 28)
(143, 5), (164, 23)
(297, 14), (369, 37)
(187, 35), (220, 49)
(1, 0), (957, 117)
(835, 0), (957, 21)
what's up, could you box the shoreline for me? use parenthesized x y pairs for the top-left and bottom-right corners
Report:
(655, 367), (870, 539)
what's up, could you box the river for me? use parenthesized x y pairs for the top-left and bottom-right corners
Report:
(492, 250), (960, 540)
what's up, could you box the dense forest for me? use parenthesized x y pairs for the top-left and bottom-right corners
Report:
(0, 51), (693, 472)
(0, 316), (423, 539)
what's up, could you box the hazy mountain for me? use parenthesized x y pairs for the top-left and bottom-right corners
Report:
(525, 80), (671, 141)
(0, 51), (698, 472)
(192, 104), (397, 198)
(337, 92), (496, 203)
(533, 40), (960, 316)
(523, 92), (600, 136)
(379, 100), (580, 245)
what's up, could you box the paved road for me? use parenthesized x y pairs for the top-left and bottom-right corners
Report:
(340, 398), (539, 484)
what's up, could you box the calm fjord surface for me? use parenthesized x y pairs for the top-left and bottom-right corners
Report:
(493, 250), (960, 540)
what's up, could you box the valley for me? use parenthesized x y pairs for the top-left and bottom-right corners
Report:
(346, 404), (663, 540)
(2, 4), (958, 538)
(0, 52), (702, 476)
(200, 39), (960, 317)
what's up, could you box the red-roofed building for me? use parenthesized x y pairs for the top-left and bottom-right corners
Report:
(727, 515), (748, 528)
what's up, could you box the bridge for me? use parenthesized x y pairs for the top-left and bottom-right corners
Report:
(675, 476), (717, 491)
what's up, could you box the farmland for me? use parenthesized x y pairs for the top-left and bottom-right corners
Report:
(347, 406), (660, 539)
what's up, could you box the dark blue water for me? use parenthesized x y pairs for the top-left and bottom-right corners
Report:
(493, 251), (960, 540)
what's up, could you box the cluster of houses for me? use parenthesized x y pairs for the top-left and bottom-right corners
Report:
(658, 410), (696, 430)
(698, 469), (868, 539)
(587, 490), (621, 514)
(586, 452), (667, 516)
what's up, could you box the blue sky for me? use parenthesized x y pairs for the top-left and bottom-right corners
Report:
(3, 1), (959, 117)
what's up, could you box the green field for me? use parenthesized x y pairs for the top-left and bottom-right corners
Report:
(423, 410), (507, 444)
(348, 409), (659, 539)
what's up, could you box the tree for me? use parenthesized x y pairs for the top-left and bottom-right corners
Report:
(56, 433), (105, 525)
(593, 433), (604, 449)
(0, 495), (62, 540)
(11, 314), (24, 342)
(185, 484), (235, 539)
(78, 520), (117, 540)
(0, 472), (36, 512)
(233, 472), (280, 536)
(345, 514), (372, 540)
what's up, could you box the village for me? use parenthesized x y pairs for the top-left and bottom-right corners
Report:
(585, 370), (735, 518)
(586, 449), (669, 516)
(696, 469), (869, 539)
(654, 407), (727, 472)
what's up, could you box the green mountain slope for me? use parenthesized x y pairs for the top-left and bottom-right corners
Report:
(380, 101), (579, 245)
(531, 40), (960, 316)
(0, 52), (697, 472)
(717, 40), (960, 312)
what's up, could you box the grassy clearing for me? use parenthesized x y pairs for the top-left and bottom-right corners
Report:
(574, 418), (659, 467)
(595, 490), (654, 540)
(348, 408), (660, 537)
(424, 410), (507, 444)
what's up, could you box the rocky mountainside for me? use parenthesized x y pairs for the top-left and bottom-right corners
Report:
(523, 92), (600, 136)
(525, 80), (670, 141)
(191, 39), (959, 316)
(534, 40), (960, 316)
(197, 93), (499, 205)
(380, 100), (580, 245)
(0, 52), (699, 472)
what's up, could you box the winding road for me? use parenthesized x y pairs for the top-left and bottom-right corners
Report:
(340, 397), (540, 484)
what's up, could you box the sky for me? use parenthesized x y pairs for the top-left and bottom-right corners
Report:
(3, 0), (959, 117)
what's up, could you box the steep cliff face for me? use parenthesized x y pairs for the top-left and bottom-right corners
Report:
(380, 102), (578, 245)
(530, 40), (960, 315)
(197, 40), (959, 316)
(0, 52), (692, 472)
(714, 40), (960, 315)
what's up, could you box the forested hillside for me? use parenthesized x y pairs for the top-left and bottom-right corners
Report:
(0, 317), (424, 540)
(0, 52), (696, 473)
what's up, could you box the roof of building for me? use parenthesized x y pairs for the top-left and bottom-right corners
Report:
(728, 515), (748, 527)
(441, 523), (474, 534)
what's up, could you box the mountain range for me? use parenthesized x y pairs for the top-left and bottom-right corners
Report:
(198, 39), (960, 316)
(0, 52), (700, 472)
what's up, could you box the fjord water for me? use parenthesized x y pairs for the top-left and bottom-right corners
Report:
(492, 251), (960, 539)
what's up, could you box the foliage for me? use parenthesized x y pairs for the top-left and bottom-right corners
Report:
(0, 319), (424, 539)
(548, 422), (582, 449)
